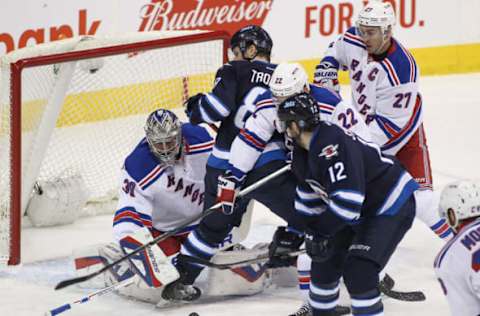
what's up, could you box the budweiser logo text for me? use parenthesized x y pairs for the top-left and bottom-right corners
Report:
(138, 0), (272, 33)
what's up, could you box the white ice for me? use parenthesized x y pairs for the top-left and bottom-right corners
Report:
(1, 73), (480, 316)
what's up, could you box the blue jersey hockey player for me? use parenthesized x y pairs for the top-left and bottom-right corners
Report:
(277, 93), (418, 316)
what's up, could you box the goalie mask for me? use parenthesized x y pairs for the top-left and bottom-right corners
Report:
(144, 109), (182, 165)
(230, 25), (273, 60)
(277, 93), (321, 132)
(270, 63), (309, 99)
(439, 180), (480, 229)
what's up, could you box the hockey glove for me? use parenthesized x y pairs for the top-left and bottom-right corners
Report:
(267, 226), (304, 268)
(216, 170), (244, 215)
(314, 61), (340, 93)
(184, 93), (204, 123)
(305, 231), (333, 263)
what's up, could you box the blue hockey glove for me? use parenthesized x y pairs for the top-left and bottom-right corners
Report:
(216, 170), (244, 215)
(267, 226), (304, 268)
(305, 232), (334, 262)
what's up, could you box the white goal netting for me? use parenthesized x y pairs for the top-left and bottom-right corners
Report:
(0, 30), (227, 265)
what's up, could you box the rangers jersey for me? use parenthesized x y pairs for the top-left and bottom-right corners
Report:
(187, 59), (283, 170)
(296, 121), (418, 235)
(434, 219), (480, 315)
(228, 84), (372, 177)
(320, 26), (422, 155)
(112, 123), (214, 242)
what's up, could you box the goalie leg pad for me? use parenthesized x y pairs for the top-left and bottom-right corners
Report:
(120, 227), (179, 288)
(206, 243), (271, 296)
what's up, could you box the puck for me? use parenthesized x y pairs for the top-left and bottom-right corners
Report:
(189, 313), (199, 316)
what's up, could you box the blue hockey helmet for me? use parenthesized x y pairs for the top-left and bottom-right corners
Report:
(277, 93), (321, 132)
(230, 25), (273, 59)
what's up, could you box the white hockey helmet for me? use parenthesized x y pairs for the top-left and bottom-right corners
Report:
(269, 62), (309, 98)
(439, 180), (480, 228)
(356, 1), (396, 33)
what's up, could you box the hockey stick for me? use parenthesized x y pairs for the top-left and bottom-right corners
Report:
(379, 273), (426, 302)
(179, 249), (307, 270)
(46, 278), (135, 315)
(55, 164), (291, 290)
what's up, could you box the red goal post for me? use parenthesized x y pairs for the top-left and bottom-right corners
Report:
(0, 30), (229, 265)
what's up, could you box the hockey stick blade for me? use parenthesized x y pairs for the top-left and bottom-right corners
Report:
(378, 273), (425, 302)
(55, 164), (291, 290)
(380, 287), (426, 302)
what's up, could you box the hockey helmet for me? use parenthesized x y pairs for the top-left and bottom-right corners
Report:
(144, 109), (182, 165)
(277, 93), (321, 132)
(269, 62), (309, 98)
(439, 180), (480, 228)
(356, 1), (396, 33)
(230, 25), (273, 58)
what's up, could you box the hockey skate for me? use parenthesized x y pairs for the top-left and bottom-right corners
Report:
(288, 302), (351, 316)
(161, 280), (201, 302)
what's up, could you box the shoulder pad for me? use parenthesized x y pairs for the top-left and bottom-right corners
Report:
(182, 123), (214, 154)
(381, 39), (418, 85)
(124, 138), (160, 183)
(310, 84), (342, 106)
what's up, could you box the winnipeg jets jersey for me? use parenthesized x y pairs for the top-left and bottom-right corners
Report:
(296, 122), (418, 235)
(320, 27), (422, 155)
(187, 59), (282, 170)
(434, 219), (480, 316)
(228, 84), (372, 176)
(112, 123), (214, 242)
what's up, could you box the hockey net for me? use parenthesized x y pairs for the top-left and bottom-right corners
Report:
(0, 30), (228, 265)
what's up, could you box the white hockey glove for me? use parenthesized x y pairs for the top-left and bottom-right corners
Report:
(314, 60), (340, 93)
(119, 227), (179, 288)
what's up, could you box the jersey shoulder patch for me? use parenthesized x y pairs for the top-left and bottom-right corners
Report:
(380, 39), (418, 86)
(124, 138), (162, 184)
(182, 123), (214, 155)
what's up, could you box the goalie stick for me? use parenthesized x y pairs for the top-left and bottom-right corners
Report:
(55, 164), (291, 290)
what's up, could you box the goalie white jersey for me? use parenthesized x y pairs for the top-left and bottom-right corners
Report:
(321, 26), (422, 155)
(434, 219), (480, 315)
(228, 84), (371, 175)
(113, 123), (214, 242)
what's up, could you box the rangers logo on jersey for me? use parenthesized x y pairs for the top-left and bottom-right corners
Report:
(319, 144), (339, 160)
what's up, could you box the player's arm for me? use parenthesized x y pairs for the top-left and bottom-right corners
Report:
(185, 63), (237, 124)
(314, 28), (354, 87)
(366, 82), (420, 155)
(228, 93), (278, 178)
(307, 127), (366, 236)
(113, 168), (155, 242)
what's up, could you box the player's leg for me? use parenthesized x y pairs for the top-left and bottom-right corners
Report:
(308, 226), (353, 316)
(170, 165), (250, 294)
(395, 125), (454, 240)
(343, 196), (415, 315)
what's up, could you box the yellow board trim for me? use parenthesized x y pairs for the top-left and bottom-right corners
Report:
(298, 42), (480, 83)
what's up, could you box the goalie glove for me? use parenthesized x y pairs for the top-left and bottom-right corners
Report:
(119, 227), (179, 288)
(184, 93), (205, 124)
(314, 60), (340, 93)
(216, 170), (245, 215)
(267, 226), (304, 268)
